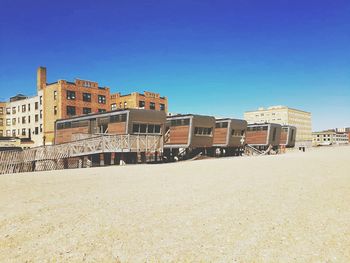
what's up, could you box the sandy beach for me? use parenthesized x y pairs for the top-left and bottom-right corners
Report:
(0, 146), (349, 262)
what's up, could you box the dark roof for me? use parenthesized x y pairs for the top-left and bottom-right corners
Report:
(166, 114), (214, 119)
(10, 94), (28, 102)
(55, 108), (161, 123)
(248, 122), (282, 127)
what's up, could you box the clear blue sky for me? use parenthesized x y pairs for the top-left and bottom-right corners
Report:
(0, 0), (349, 131)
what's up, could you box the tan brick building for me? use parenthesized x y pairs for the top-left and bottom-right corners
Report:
(111, 91), (167, 113)
(244, 105), (312, 146)
(38, 67), (111, 144)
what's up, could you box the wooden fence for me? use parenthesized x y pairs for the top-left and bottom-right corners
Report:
(0, 134), (163, 175)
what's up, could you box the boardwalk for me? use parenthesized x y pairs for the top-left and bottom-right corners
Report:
(0, 134), (163, 174)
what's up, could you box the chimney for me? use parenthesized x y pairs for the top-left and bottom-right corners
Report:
(37, 66), (47, 91)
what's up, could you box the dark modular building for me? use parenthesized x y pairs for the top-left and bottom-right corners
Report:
(164, 114), (216, 160)
(246, 123), (282, 150)
(212, 118), (247, 156)
(55, 109), (166, 144)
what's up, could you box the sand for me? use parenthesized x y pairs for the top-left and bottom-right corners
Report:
(0, 146), (349, 262)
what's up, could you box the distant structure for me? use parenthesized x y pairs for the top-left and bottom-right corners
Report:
(312, 130), (349, 146)
(335, 127), (350, 133)
(244, 105), (312, 147)
(110, 91), (167, 113)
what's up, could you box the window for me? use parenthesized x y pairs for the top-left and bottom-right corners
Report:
(6, 108), (11, 114)
(22, 116), (26, 124)
(35, 127), (39, 135)
(12, 129), (16, 136)
(35, 102), (39, 110)
(40, 96), (43, 105)
(12, 107), (16, 114)
(28, 116), (31, 123)
(0, 107), (3, 115)
(83, 81), (91, 88)
(0, 119), (3, 126)
(83, 107), (91, 114)
(22, 105), (26, 112)
(71, 120), (89, 128)
(0, 130), (3, 136)
(54, 91), (57, 100)
(147, 124), (155, 133)
(111, 103), (117, 111)
(57, 122), (72, 130)
(160, 104), (165, 111)
(155, 125), (161, 133)
(98, 95), (106, 104)
(110, 114), (127, 123)
(98, 109), (106, 113)
(67, 106), (76, 116)
(6, 119), (11, 125)
(22, 128), (26, 136)
(216, 122), (228, 128)
(194, 127), (213, 136)
(6, 130), (11, 136)
(140, 124), (147, 133)
(124, 102), (127, 108)
(40, 110), (43, 119)
(28, 104), (31, 111)
(40, 124), (43, 133)
(67, 90), (76, 100)
(132, 123), (161, 134)
(54, 106), (57, 115)
(35, 114), (39, 122)
(170, 118), (190, 126)
(139, 101), (145, 108)
(12, 118), (16, 125)
(150, 102), (155, 110)
(83, 93), (91, 102)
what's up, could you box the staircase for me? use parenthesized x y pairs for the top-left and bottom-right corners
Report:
(164, 129), (170, 143)
(244, 144), (264, 156)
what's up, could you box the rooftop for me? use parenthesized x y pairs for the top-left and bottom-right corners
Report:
(245, 105), (311, 114)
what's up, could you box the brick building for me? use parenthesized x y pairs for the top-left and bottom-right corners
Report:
(1, 66), (169, 147)
(111, 91), (167, 113)
(38, 67), (111, 144)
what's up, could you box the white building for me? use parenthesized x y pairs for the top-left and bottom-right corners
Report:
(312, 130), (349, 146)
(5, 92), (44, 147)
